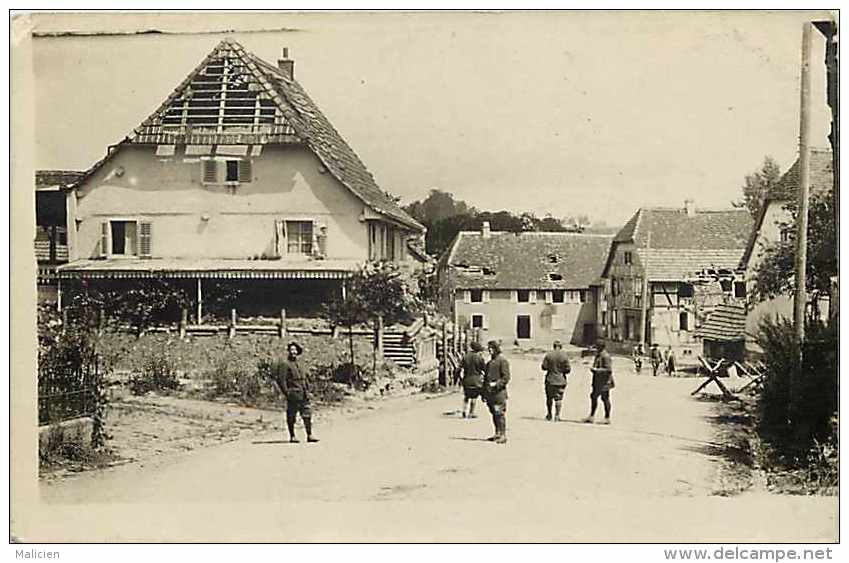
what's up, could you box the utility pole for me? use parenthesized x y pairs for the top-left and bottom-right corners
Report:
(793, 22), (813, 342)
(640, 230), (652, 347)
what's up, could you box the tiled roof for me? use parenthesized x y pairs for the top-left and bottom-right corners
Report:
(74, 39), (423, 232)
(447, 231), (613, 290)
(36, 170), (84, 190)
(696, 303), (746, 342)
(638, 249), (747, 282)
(767, 148), (834, 202)
(612, 207), (752, 281)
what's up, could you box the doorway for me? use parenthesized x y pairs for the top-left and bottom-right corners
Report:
(516, 315), (531, 339)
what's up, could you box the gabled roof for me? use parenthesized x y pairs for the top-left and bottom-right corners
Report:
(609, 207), (752, 281)
(70, 39), (423, 232)
(36, 170), (84, 191)
(739, 149), (834, 270)
(696, 303), (747, 342)
(446, 231), (613, 290)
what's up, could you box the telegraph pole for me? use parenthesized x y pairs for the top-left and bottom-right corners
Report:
(793, 21), (813, 342)
(640, 230), (652, 347)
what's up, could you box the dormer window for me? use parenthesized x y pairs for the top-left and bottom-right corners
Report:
(548, 253), (559, 264)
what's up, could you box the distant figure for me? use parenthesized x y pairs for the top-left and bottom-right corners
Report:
(541, 340), (571, 421)
(271, 341), (319, 443)
(666, 347), (677, 377)
(483, 340), (511, 444)
(633, 342), (644, 374)
(460, 341), (487, 419)
(584, 342), (614, 425)
(649, 343), (663, 377)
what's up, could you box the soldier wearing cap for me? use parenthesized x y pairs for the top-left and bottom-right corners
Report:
(271, 341), (319, 443)
(541, 340), (571, 421)
(583, 341), (614, 425)
(460, 340), (487, 419)
(482, 340), (511, 444)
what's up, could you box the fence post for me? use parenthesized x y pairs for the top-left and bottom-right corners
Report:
(377, 315), (384, 356)
(229, 308), (237, 339)
(439, 321), (447, 386)
(279, 308), (287, 339)
(180, 308), (188, 339)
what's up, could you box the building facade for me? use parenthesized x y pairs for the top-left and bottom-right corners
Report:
(56, 39), (424, 319)
(439, 224), (612, 347)
(602, 201), (752, 360)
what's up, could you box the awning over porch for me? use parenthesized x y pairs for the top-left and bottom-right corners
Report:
(56, 258), (361, 280)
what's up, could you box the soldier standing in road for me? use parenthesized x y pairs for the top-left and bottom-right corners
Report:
(583, 341), (615, 425)
(271, 341), (319, 444)
(541, 340), (571, 421)
(649, 343), (663, 377)
(483, 340), (511, 444)
(460, 341), (487, 419)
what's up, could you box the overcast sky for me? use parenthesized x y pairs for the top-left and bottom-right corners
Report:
(30, 11), (833, 225)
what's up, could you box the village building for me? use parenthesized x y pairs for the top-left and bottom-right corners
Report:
(54, 39), (425, 320)
(438, 223), (613, 347)
(739, 148), (834, 342)
(601, 201), (753, 361)
(35, 170), (83, 304)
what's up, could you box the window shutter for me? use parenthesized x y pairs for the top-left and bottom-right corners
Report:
(202, 159), (218, 184)
(511, 290), (518, 303)
(544, 290), (552, 304)
(238, 159), (252, 183)
(100, 222), (109, 258)
(530, 290), (537, 304)
(463, 290), (471, 304)
(483, 290), (490, 303)
(139, 221), (153, 258)
(274, 220), (285, 257)
(310, 220), (320, 256)
(481, 314), (489, 330)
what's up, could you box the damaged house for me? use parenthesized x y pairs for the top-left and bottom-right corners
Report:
(438, 223), (613, 346)
(55, 39), (425, 319)
(601, 201), (753, 360)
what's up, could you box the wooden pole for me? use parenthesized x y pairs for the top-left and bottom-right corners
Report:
(279, 308), (287, 338)
(376, 314), (384, 356)
(229, 308), (237, 339)
(794, 21), (813, 342)
(640, 231), (652, 347)
(179, 308), (188, 339)
(196, 278), (203, 324)
(440, 321), (448, 386)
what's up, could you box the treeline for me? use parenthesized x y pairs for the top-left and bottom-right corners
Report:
(403, 189), (607, 257)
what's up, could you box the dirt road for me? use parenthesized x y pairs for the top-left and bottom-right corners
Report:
(27, 354), (837, 542)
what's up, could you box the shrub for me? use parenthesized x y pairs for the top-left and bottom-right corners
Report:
(128, 348), (181, 395)
(756, 316), (838, 463)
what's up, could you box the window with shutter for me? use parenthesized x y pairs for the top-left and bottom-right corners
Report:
(274, 220), (286, 257)
(202, 160), (219, 184)
(139, 221), (153, 258)
(238, 159), (252, 183)
(100, 222), (109, 258)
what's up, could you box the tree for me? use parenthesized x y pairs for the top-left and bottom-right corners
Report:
(753, 190), (836, 304)
(734, 156), (781, 218)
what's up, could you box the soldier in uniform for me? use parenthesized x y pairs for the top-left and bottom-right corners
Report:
(583, 341), (614, 425)
(271, 341), (319, 443)
(541, 340), (571, 421)
(460, 341), (487, 418)
(649, 343), (663, 377)
(483, 340), (511, 444)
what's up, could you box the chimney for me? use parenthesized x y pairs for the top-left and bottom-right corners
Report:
(481, 221), (491, 238)
(277, 47), (294, 79)
(684, 199), (696, 217)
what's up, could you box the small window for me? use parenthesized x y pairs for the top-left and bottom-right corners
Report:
(549, 273), (563, 281)
(734, 281), (747, 299)
(624, 251), (633, 265)
(110, 221), (138, 256)
(780, 227), (792, 245)
(552, 289), (565, 303)
(678, 283), (694, 298)
(226, 160), (239, 182)
(471, 314), (484, 329)
(548, 254), (559, 264)
(720, 279), (732, 293)
(601, 311), (607, 326)
(579, 290), (587, 303)
(517, 289), (530, 303)
(470, 289), (484, 303)
(679, 312), (689, 331)
(286, 221), (314, 254)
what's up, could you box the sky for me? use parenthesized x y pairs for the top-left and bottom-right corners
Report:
(29, 11), (833, 226)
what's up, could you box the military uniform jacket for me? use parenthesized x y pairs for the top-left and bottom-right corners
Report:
(541, 349), (571, 386)
(483, 354), (511, 403)
(272, 358), (311, 399)
(591, 350), (614, 392)
(461, 351), (486, 388)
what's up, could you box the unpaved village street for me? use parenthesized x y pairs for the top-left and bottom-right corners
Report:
(28, 354), (837, 542)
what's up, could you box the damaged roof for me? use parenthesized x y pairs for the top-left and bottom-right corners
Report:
(36, 170), (84, 190)
(72, 39), (423, 232)
(446, 231), (613, 290)
(612, 207), (753, 281)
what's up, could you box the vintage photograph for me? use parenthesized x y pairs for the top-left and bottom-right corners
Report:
(10, 10), (839, 543)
